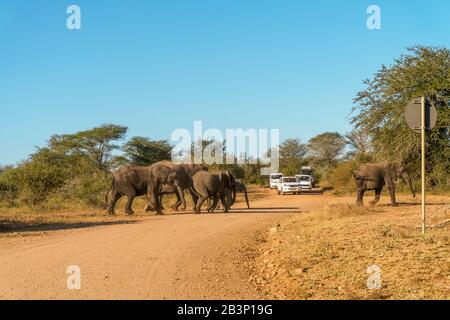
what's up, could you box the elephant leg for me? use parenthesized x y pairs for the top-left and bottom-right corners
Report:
(220, 193), (229, 213)
(207, 196), (221, 210)
(387, 185), (397, 206)
(108, 191), (121, 215)
(189, 189), (199, 211)
(195, 196), (207, 214)
(143, 195), (152, 213)
(356, 188), (365, 206)
(158, 194), (165, 210)
(125, 193), (136, 215)
(155, 196), (165, 215)
(370, 188), (382, 205)
(172, 192), (182, 211)
(385, 178), (397, 206)
(176, 186), (186, 211)
(208, 196), (220, 213)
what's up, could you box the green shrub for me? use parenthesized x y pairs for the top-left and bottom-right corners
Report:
(72, 172), (111, 207)
(323, 161), (357, 194)
(0, 168), (20, 206)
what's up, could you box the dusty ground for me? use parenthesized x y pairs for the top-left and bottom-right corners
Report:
(0, 188), (294, 299)
(1, 188), (449, 300)
(252, 192), (450, 300)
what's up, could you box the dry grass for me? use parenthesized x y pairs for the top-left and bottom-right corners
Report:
(253, 195), (450, 300)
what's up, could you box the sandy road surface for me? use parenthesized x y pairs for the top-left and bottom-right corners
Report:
(0, 192), (339, 300)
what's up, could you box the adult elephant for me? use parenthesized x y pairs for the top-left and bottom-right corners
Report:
(150, 161), (208, 212)
(353, 161), (416, 206)
(191, 171), (236, 214)
(106, 163), (178, 215)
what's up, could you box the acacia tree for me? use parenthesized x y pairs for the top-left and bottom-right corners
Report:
(48, 124), (128, 171)
(351, 45), (450, 185)
(307, 132), (346, 169)
(121, 137), (172, 166)
(345, 128), (374, 163)
(279, 138), (308, 175)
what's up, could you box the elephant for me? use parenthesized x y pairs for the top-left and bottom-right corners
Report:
(353, 161), (416, 206)
(149, 161), (208, 212)
(231, 180), (250, 209)
(191, 171), (236, 214)
(215, 179), (250, 210)
(106, 163), (178, 215)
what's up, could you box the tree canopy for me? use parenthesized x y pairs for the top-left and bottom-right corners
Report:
(307, 132), (346, 169)
(121, 137), (173, 166)
(351, 45), (450, 184)
(48, 124), (128, 170)
(279, 138), (308, 176)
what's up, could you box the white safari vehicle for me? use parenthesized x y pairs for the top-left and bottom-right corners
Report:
(295, 174), (313, 191)
(269, 173), (283, 189)
(277, 177), (302, 195)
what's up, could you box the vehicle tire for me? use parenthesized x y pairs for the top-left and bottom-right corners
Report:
(280, 191), (284, 196)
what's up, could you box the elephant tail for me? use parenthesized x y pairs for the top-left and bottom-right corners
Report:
(189, 185), (200, 198)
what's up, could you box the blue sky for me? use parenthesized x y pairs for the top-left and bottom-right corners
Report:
(1, 0), (449, 164)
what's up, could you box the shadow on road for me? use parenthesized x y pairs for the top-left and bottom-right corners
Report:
(228, 208), (301, 214)
(0, 220), (139, 234)
(377, 201), (449, 208)
(156, 206), (302, 216)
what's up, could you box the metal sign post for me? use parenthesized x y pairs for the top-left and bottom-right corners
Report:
(405, 97), (437, 234)
(420, 97), (426, 234)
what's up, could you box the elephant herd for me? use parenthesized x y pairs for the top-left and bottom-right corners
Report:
(106, 160), (250, 215)
(106, 159), (415, 215)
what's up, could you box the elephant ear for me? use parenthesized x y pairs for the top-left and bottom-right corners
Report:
(384, 162), (398, 180)
(394, 163), (405, 178)
(153, 165), (171, 183)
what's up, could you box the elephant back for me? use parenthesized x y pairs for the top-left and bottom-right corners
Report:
(354, 163), (386, 183)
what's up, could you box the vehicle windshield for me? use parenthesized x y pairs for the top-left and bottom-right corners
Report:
(283, 178), (297, 183)
(298, 176), (310, 181)
(270, 175), (282, 180)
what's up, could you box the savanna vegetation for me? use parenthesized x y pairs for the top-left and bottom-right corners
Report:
(0, 45), (449, 214)
(250, 46), (450, 300)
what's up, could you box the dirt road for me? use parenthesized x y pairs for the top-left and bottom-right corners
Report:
(0, 192), (345, 300)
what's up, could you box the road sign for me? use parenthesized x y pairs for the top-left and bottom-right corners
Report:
(405, 98), (437, 133)
(404, 97), (437, 234)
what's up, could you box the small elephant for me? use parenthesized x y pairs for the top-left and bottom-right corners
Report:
(214, 179), (250, 210)
(231, 180), (250, 209)
(106, 163), (178, 215)
(191, 171), (236, 214)
(354, 161), (416, 206)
